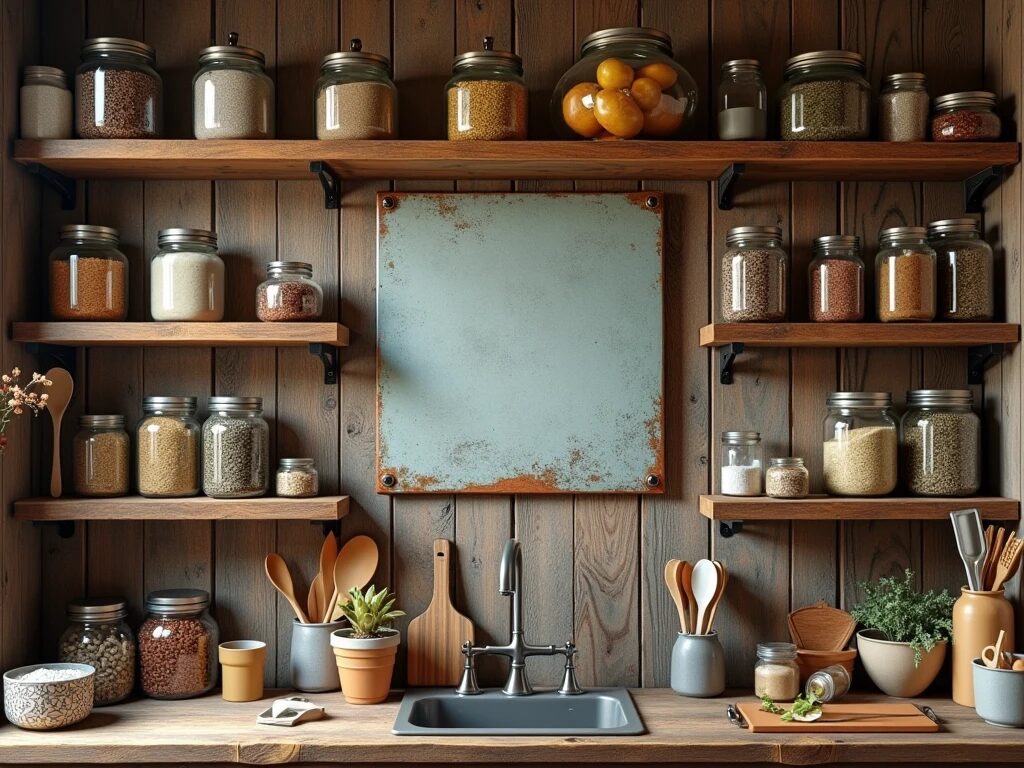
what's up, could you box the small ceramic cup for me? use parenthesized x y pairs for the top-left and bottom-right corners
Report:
(290, 619), (346, 692)
(671, 631), (726, 697)
(973, 655), (1024, 728)
(218, 640), (267, 702)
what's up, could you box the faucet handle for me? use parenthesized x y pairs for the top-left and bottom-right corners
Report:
(557, 642), (583, 696)
(456, 642), (481, 696)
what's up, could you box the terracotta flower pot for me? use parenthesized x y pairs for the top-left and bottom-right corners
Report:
(330, 628), (399, 705)
(856, 629), (947, 698)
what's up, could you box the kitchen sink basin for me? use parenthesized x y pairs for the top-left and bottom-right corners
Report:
(392, 688), (645, 736)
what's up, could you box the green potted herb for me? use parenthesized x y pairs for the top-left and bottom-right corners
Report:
(330, 585), (405, 704)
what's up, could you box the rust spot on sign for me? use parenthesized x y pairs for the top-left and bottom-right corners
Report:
(644, 394), (665, 490)
(459, 469), (562, 494)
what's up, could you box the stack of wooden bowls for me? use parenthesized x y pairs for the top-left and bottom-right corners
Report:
(789, 601), (857, 682)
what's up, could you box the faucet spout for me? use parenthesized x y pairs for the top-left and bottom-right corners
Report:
(499, 539), (521, 595)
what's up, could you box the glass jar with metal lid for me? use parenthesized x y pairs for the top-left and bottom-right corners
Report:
(151, 228), (225, 321)
(932, 91), (1001, 142)
(927, 218), (994, 321)
(718, 59), (766, 140)
(718, 225), (788, 322)
(21, 66), (72, 139)
(193, 32), (274, 139)
(780, 50), (869, 140)
(58, 597), (135, 706)
(256, 261), (323, 321)
(49, 224), (128, 321)
(766, 458), (809, 499)
(76, 37), (162, 138)
(137, 396), (200, 498)
(809, 235), (864, 322)
(317, 38), (397, 140)
(720, 430), (763, 496)
(754, 642), (800, 701)
(553, 27), (698, 139)
(823, 392), (898, 496)
(876, 226), (936, 322)
(276, 458), (319, 498)
(446, 36), (527, 141)
(203, 396), (269, 498)
(901, 389), (981, 497)
(73, 415), (129, 497)
(879, 73), (928, 142)
(805, 664), (851, 703)
(139, 589), (218, 700)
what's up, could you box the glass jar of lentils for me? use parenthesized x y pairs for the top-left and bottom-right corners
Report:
(276, 458), (319, 497)
(137, 396), (201, 498)
(203, 396), (269, 498)
(718, 225), (788, 322)
(256, 261), (323, 321)
(446, 36), (527, 141)
(316, 39), (397, 140)
(49, 224), (128, 321)
(822, 391), (898, 496)
(901, 389), (981, 497)
(76, 37), (162, 138)
(765, 458), (809, 498)
(808, 235), (864, 322)
(58, 597), (135, 706)
(139, 589), (218, 700)
(879, 72), (928, 141)
(875, 226), (936, 322)
(779, 50), (869, 140)
(193, 33), (274, 139)
(927, 218), (994, 321)
(73, 415), (130, 497)
(932, 91), (1001, 142)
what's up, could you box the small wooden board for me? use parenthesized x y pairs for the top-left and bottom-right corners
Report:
(735, 701), (939, 733)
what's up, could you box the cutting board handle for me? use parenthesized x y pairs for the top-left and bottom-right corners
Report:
(432, 539), (452, 603)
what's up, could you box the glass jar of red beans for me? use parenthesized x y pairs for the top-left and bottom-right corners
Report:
(808, 235), (864, 322)
(256, 261), (324, 321)
(932, 91), (1001, 142)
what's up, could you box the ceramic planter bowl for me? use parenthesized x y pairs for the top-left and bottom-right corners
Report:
(973, 656), (1024, 727)
(857, 629), (946, 697)
(3, 663), (95, 730)
(331, 628), (399, 705)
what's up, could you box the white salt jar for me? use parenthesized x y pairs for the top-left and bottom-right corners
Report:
(150, 228), (225, 321)
(720, 430), (763, 496)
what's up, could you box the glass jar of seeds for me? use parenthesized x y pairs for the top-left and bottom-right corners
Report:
(875, 226), (936, 322)
(754, 642), (800, 702)
(76, 37), (162, 138)
(447, 36), (527, 141)
(49, 224), (128, 321)
(718, 225), (788, 322)
(927, 218), (995, 321)
(139, 589), (218, 700)
(20, 66), (72, 139)
(717, 59), (767, 140)
(720, 431), (763, 496)
(316, 39), (397, 140)
(73, 415), (129, 497)
(901, 389), (981, 497)
(58, 597), (135, 706)
(822, 391), (898, 496)
(151, 228), (225, 321)
(809, 235), (864, 322)
(193, 32), (274, 140)
(203, 396), (269, 498)
(932, 91), (1001, 142)
(879, 72), (928, 142)
(276, 458), (319, 497)
(779, 50), (869, 140)
(256, 261), (324, 321)
(137, 396), (201, 498)
(765, 458), (809, 498)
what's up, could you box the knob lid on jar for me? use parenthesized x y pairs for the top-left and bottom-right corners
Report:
(67, 597), (128, 622)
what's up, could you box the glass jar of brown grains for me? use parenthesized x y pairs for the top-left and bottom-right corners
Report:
(901, 389), (981, 497)
(718, 226), (788, 322)
(446, 36), (527, 141)
(927, 218), (994, 321)
(809, 235), (864, 322)
(765, 458), (809, 498)
(316, 39), (397, 140)
(59, 598), (135, 706)
(879, 73), (928, 141)
(875, 226), (936, 322)
(49, 224), (128, 321)
(256, 261), (324, 321)
(137, 396), (200, 498)
(76, 37), (162, 138)
(73, 415), (129, 497)
(932, 91), (1001, 142)
(779, 50), (870, 140)
(139, 589), (218, 700)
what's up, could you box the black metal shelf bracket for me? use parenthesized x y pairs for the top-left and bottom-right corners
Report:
(968, 343), (1004, 385)
(25, 343), (77, 378)
(717, 163), (745, 210)
(33, 520), (76, 539)
(309, 343), (339, 385)
(719, 520), (743, 538)
(311, 519), (342, 538)
(719, 342), (744, 385)
(310, 161), (341, 209)
(27, 163), (76, 210)
(965, 165), (1005, 213)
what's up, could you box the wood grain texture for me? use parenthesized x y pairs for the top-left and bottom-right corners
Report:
(12, 322), (349, 346)
(700, 495), (1019, 520)
(14, 496), (349, 520)
(700, 323), (1019, 347)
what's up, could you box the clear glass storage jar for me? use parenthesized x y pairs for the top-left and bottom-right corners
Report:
(552, 27), (698, 139)
(317, 39), (397, 140)
(73, 415), (129, 497)
(203, 396), (269, 498)
(927, 218), (994, 321)
(137, 396), (200, 498)
(766, 457), (809, 498)
(276, 458), (318, 498)
(901, 389), (981, 497)
(876, 226), (936, 322)
(49, 224), (128, 321)
(718, 225), (788, 322)
(780, 50), (869, 140)
(823, 391), (898, 496)
(754, 642), (800, 702)
(76, 37), (162, 138)
(720, 430), (763, 496)
(58, 597), (135, 706)
(256, 261), (323, 321)
(809, 234), (864, 322)
(447, 36), (526, 141)
(151, 228), (225, 321)
(139, 589), (218, 700)
(718, 59), (766, 140)
(21, 66), (72, 139)
(194, 32), (274, 139)
(932, 91), (1001, 142)
(805, 664), (851, 703)
(879, 72), (928, 142)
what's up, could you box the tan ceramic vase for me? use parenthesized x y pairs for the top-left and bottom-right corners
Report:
(330, 629), (399, 705)
(952, 587), (1014, 706)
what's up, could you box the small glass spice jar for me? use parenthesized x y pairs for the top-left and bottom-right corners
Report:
(765, 458), (809, 499)
(20, 66), (72, 139)
(754, 642), (800, 702)
(276, 458), (319, 498)
(139, 589), (219, 700)
(194, 32), (274, 139)
(256, 261), (324, 321)
(805, 664), (851, 703)
(203, 396), (270, 499)
(875, 226), (937, 322)
(151, 228), (225, 321)
(137, 396), (201, 498)
(76, 37), (162, 138)
(720, 430), (763, 496)
(927, 218), (994, 321)
(447, 36), (527, 141)
(718, 59), (767, 140)
(879, 73), (928, 141)
(58, 597), (135, 706)
(932, 91), (1001, 142)
(901, 389), (981, 497)
(316, 39), (397, 140)
(49, 224), (128, 321)
(809, 235), (864, 322)
(823, 391), (898, 496)
(73, 415), (130, 498)
(780, 50), (870, 140)
(718, 225), (788, 322)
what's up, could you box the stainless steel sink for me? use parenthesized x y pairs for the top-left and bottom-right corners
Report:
(392, 688), (645, 736)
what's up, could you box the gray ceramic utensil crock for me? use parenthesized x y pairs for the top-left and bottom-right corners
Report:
(290, 619), (345, 692)
(671, 630), (726, 697)
(973, 655), (1024, 727)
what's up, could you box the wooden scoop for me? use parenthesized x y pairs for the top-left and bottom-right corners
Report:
(316, 532), (338, 621)
(983, 629), (1008, 669)
(664, 559), (687, 632)
(265, 553), (310, 624)
(328, 535), (380, 621)
(44, 368), (73, 498)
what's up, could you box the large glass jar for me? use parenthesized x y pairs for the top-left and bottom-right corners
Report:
(447, 36), (526, 141)
(21, 66), (72, 139)
(139, 589), (218, 700)
(49, 224), (128, 321)
(879, 72), (928, 142)
(137, 396), (200, 498)
(927, 218), (995, 321)
(256, 261), (323, 321)
(73, 415), (129, 497)
(193, 33), (274, 139)
(151, 228), (225, 321)
(809, 235), (864, 322)
(720, 430), (763, 496)
(552, 27), (698, 139)
(718, 225), (787, 322)
(780, 50), (869, 140)
(932, 91), (1001, 142)
(901, 389), (981, 497)
(76, 37), (162, 138)
(58, 597), (135, 706)
(317, 39), (397, 140)
(876, 226), (936, 322)
(203, 396), (269, 498)
(754, 642), (800, 702)
(823, 391), (898, 496)
(717, 59), (766, 140)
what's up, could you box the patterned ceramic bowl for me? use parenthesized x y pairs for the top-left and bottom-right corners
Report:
(3, 663), (95, 730)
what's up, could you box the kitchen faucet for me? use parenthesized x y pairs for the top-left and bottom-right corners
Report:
(456, 538), (582, 697)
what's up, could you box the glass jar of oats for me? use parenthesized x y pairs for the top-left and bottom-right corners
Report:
(316, 39), (396, 140)
(137, 396), (201, 498)
(822, 392), (898, 496)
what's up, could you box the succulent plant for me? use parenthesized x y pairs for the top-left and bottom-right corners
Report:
(338, 585), (405, 639)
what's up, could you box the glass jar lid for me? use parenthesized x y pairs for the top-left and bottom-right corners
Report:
(23, 65), (67, 85)
(143, 395), (197, 413)
(198, 32), (266, 67)
(279, 458), (315, 469)
(80, 414), (125, 428)
(882, 72), (926, 88)
(769, 457), (805, 467)
(906, 389), (973, 407)
(145, 588), (210, 615)
(933, 90), (997, 111)
(879, 225), (928, 244)
(209, 395), (263, 412)
(157, 227), (218, 249)
(320, 38), (391, 72)
(60, 224), (119, 245)
(722, 58), (761, 74)
(580, 27), (673, 56)
(756, 641), (797, 661)
(81, 37), (156, 64)
(266, 260), (313, 277)
(784, 50), (864, 76)
(67, 597), (128, 622)
(927, 218), (980, 237)
(725, 225), (782, 246)
(813, 234), (860, 252)
(827, 391), (892, 407)
(453, 36), (522, 72)
(722, 430), (760, 444)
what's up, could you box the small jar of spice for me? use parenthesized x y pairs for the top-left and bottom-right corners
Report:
(49, 224), (128, 321)
(193, 32), (274, 139)
(927, 218), (994, 321)
(139, 589), (218, 700)
(932, 91), (1001, 141)
(73, 415), (130, 497)
(137, 396), (201, 498)
(879, 73), (928, 141)
(316, 39), (397, 140)
(765, 457), (809, 499)
(717, 59), (767, 140)
(754, 642), (800, 702)
(276, 458), (319, 498)
(805, 664), (851, 702)
(20, 66), (72, 139)
(76, 37), (162, 138)
(808, 235), (864, 322)
(720, 430), (763, 496)
(875, 226), (936, 322)
(446, 36), (527, 141)
(256, 261), (323, 321)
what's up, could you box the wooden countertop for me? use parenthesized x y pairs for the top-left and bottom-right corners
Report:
(1, 689), (1022, 766)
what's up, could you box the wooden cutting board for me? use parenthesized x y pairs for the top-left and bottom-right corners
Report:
(735, 701), (939, 733)
(406, 539), (475, 686)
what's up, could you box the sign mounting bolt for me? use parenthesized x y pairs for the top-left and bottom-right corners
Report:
(380, 473), (397, 488)
(646, 474), (661, 487)
(381, 196), (396, 209)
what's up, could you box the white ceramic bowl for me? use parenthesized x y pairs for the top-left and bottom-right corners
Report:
(3, 663), (95, 730)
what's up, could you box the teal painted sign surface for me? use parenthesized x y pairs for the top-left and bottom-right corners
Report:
(376, 192), (664, 494)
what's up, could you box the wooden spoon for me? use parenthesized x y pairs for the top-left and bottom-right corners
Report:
(680, 560), (697, 634)
(691, 559), (720, 636)
(328, 535), (380, 622)
(663, 559), (687, 632)
(43, 368), (73, 498)
(265, 553), (310, 624)
(316, 532), (338, 621)
(705, 560), (729, 633)
(306, 573), (322, 624)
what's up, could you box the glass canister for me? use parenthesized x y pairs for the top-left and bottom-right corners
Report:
(256, 261), (324, 321)
(137, 396), (200, 498)
(49, 224), (128, 321)
(765, 458), (809, 499)
(58, 597), (135, 706)
(76, 37), (162, 138)
(875, 226), (937, 322)
(780, 50), (870, 140)
(73, 415), (129, 497)
(316, 39), (397, 140)
(203, 396), (269, 498)
(952, 587), (1015, 707)
(193, 32), (274, 139)
(718, 225), (788, 322)
(927, 218), (995, 321)
(151, 228), (225, 321)
(901, 389), (981, 497)
(805, 664), (851, 703)
(717, 59), (766, 140)
(139, 589), (218, 700)
(552, 27), (698, 139)
(276, 458), (319, 498)
(932, 91), (1001, 142)
(21, 66), (72, 139)
(809, 235), (864, 322)
(822, 391), (898, 496)
(446, 36), (527, 141)
(879, 72), (928, 142)
(720, 430), (763, 496)
(754, 642), (800, 702)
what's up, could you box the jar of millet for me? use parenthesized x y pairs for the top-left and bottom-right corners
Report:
(446, 36), (527, 140)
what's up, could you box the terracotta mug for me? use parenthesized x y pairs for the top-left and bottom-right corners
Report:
(219, 640), (267, 702)
(952, 587), (1014, 706)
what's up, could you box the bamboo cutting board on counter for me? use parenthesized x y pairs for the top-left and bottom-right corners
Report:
(734, 701), (939, 733)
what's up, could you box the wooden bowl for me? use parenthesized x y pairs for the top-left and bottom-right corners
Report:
(795, 648), (857, 683)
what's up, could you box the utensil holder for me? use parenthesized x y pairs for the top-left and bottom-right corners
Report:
(290, 619), (345, 692)
(953, 586), (1015, 706)
(219, 640), (266, 702)
(671, 631), (725, 697)
(973, 655), (1024, 727)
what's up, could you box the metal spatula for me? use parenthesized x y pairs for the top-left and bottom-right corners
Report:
(950, 508), (986, 591)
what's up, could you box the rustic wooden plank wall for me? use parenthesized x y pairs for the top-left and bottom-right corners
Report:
(2, 0), (1017, 688)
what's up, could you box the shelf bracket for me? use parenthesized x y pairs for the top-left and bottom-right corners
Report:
(716, 163), (745, 211)
(309, 343), (339, 385)
(310, 161), (341, 210)
(968, 343), (1004, 385)
(964, 165), (1005, 213)
(25, 343), (77, 379)
(32, 520), (76, 539)
(719, 520), (743, 538)
(26, 163), (76, 210)
(719, 342), (744, 385)
(311, 519), (342, 538)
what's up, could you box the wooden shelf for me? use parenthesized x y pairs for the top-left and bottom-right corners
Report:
(700, 322), (1020, 348)
(13, 495), (349, 521)
(11, 322), (349, 347)
(699, 494), (1020, 521)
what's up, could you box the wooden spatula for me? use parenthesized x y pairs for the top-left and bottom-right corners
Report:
(664, 559), (687, 632)
(986, 527), (1008, 589)
(44, 368), (73, 498)
(991, 536), (1024, 592)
